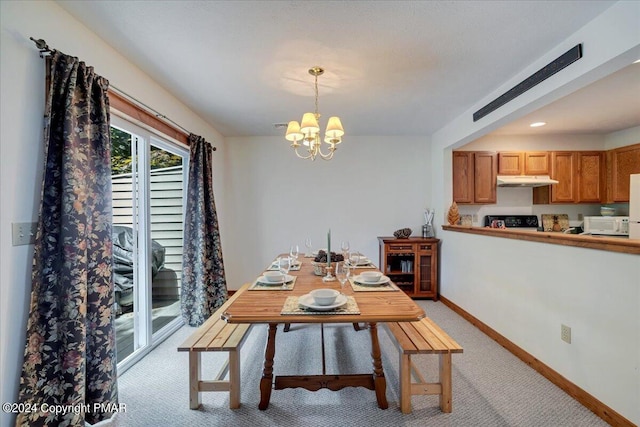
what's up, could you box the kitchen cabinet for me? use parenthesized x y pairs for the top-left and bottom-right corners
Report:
(606, 143), (640, 202)
(524, 152), (550, 175)
(378, 237), (439, 300)
(497, 151), (549, 175)
(533, 151), (604, 204)
(577, 151), (605, 203)
(453, 151), (496, 204)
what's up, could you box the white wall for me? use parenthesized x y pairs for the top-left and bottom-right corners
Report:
(431, 1), (640, 423)
(0, 2), (226, 425)
(223, 135), (431, 290)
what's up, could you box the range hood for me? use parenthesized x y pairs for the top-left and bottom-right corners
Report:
(496, 175), (559, 187)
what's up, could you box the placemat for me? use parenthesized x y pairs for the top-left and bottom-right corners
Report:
(346, 262), (377, 269)
(249, 276), (297, 291)
(266, 261), (302, 271)
(349, 277), (399, 292)
(280, 295), (360, 315)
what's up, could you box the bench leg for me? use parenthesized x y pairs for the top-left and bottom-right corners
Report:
(189, 352), (202, 409)
(439, 353), (452, 413)
(228, 349), (241, 409)
(399, 352), (412, 414)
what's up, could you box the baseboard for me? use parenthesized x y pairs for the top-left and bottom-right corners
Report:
(439, 295), (634, 427)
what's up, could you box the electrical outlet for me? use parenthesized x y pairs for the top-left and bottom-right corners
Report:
(472, 214), (478, 223)
(12, 222), (37, 246)
(561, 324), (571, 344)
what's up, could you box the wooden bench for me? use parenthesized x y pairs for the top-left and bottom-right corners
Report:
(385, 317), (463, 414)
(178, 283), (252, 409)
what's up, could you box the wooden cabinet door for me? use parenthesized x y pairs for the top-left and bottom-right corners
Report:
(498, 152), (524, 175)
(416, 242), (437, 298)
(577, 151), (604, 203)
(452, 152), (474, 203)
(610, 143), (640, 202)
(550, 152), (576, 203)
(524, 152), (550, 175)
(474, 152), (497, 203)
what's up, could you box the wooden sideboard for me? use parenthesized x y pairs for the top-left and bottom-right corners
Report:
(377, 237), (440, 299)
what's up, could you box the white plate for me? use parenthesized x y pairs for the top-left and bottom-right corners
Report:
(354, 275), (390, 286)
(348, 258), (370, 266)
(298, 293), (348, 311)
(257, 274), (294, 285)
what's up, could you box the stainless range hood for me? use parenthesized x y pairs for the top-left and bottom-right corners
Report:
(496, 175), (559, 187)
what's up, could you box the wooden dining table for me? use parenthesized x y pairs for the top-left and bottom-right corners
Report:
(221, 256), (426, 410)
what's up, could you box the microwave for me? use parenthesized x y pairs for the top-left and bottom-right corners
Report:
(583, 216), (629, 236)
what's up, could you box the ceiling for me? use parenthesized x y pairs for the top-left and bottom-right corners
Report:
(57, 1), (639, 139)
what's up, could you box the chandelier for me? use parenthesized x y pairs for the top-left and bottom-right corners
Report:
(285, 67), (344, 161)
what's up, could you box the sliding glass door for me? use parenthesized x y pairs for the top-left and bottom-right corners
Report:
(110, 115), (188, 371)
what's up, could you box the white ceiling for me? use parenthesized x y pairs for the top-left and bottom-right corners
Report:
(57, 0), (639, 138)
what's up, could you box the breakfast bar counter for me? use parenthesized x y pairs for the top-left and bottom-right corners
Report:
(442, 225), (640, 255)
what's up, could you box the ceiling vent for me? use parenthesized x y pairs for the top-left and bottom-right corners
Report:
(474, 44), (583, 122)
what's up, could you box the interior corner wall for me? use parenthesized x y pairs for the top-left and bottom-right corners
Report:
(429, 1), (640, 423)
(0, 2), (226, 425)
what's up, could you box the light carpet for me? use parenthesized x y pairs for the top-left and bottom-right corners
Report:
(115, 300), (607, 426)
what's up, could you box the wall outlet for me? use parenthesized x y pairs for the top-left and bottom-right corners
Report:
(12, 222), (37, 246)
(561, 324), (572, 344)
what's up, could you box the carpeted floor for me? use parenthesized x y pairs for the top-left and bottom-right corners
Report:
(115, 299), (607, 426)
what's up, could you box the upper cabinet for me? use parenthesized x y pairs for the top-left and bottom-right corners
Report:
(497, 151), (549, 175)
(606, 143), (640, 203)
(533, 151), (605, 204)
(453, 151), (496, 204)
(455, 145), (637, 205)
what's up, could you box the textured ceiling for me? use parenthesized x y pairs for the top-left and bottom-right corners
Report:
(57, 1), (637, 138)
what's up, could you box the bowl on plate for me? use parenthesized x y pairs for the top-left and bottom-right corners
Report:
(263, 271), (284, 282)
(310, 288), (339, 306)
(600, 206), (615, 216)
(359, 271), (382, 283)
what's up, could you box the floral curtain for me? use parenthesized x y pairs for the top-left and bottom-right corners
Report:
(180, 134), (227, 326)
(16, 51), (118, 426)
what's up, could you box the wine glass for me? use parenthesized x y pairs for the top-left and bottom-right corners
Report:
(278, 256), (291, 283)
(304, 237), (313, 257)
(335, 261), (348, 296)
(289, 244), (299, 266)
(340, 240), (350, 260)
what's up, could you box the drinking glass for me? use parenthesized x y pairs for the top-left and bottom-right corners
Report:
(289, 244), (299, 266)
(348, 252), (360, 268)
(304, 238), (313, 257)
(335, 261), (348, 295)
(340, 240), (350, 260)
(278, 256), (291, 282)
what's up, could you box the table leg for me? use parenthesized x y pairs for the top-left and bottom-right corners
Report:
(368, 322), (388, 409)
(259, 323), (278, 410)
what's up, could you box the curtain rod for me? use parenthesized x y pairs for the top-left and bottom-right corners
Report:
(30, 37), (216, 151)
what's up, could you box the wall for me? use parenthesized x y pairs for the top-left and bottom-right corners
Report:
(223, 135), (430, 290)
(431, 1), (640, 423)
(0, 2), (226, 425)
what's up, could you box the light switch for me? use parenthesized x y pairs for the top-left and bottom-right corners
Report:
(12, 222), (37, 246)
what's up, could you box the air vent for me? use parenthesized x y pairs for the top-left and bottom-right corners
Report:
(474, 44), (583, 122)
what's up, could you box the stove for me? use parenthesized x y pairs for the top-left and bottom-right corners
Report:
(484, 215), (540, 231)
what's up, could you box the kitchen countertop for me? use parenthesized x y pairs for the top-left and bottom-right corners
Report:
(442, 225), (640, 255)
